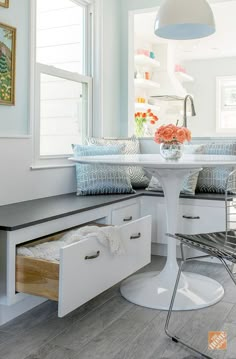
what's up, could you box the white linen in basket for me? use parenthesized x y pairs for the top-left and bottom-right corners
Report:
(17, 225), (124, 261)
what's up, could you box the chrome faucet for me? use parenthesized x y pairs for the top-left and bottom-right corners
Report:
(183, 94), (196, 128)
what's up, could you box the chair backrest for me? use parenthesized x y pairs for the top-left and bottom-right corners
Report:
(225, 169), (236, 245)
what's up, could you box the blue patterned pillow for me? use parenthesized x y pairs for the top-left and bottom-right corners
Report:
(86, 136), (149, 188)
(197, 142), (236, 193)
(72, 145), (135, 196)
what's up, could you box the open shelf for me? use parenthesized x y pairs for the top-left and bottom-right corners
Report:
(135, 55), (160, 69)
(175, 72), (194, 83)
(134, 79), (160, 90)
(135, 103), (160, 113)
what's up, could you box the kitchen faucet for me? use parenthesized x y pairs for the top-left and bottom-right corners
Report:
(183, 94), (196, 128)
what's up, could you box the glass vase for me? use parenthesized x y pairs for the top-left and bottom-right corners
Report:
(135, 122), (145, 137)
(160, 142), (183, 160)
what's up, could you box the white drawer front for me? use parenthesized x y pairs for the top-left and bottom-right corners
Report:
(179, 204), (225, 234)
(58, 215), (151, 317)
(111, 203), (140, 225)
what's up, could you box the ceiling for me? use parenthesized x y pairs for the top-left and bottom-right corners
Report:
(134, 1), (236, 61)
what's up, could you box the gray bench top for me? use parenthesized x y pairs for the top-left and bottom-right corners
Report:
(0, 191), (227, 231)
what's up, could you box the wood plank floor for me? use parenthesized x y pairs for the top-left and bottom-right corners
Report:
(0, 256), (236, 359)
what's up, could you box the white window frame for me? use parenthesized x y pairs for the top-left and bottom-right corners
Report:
(30, 0), (95, 167)
(216, 76), (236, 135)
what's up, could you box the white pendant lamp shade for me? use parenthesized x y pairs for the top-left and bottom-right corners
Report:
(154, 0), (216, 40)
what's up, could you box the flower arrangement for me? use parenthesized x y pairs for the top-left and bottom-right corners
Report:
(154, 124), (192, 144)
(134, 109), (159, 137)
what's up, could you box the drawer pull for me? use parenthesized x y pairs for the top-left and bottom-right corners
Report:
(123, 216), (133, 222)
(85, 251), (100, 260)
(183, 215), (200, 220)
(130, 233), (141, 240)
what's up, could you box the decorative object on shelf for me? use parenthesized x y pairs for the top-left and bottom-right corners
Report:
(0, 22), (16, 105)
(154, 124), (192, 160)
(154, 0), (215, 40)
(135, 110), (159, 137)
(0, 0), (9, 8)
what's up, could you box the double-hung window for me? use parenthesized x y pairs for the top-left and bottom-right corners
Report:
(32, 0), (93, 163)
(216, 76), (236, 134)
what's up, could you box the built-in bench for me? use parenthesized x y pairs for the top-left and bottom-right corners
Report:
(0, 190), (228, 231)
(0, 190), (230, 326)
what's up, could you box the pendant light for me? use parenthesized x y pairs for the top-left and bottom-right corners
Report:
(154, 0), (216, 40)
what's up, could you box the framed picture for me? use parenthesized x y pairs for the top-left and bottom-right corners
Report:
(0, 22), (16, 105)
(0, 0), (9, 8)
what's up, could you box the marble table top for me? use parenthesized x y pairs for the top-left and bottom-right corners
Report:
(69, 154), (236, 169)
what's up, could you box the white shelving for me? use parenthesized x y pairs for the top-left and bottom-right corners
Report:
(135, 55), (160, 69)
(135, 103), (160, 113)
(175, 71), (194, 83)
(134, 78), (160, 90)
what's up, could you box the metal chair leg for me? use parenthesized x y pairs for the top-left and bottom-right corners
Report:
(165, 254), (213, 359)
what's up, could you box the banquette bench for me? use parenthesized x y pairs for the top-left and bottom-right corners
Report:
(0, 190), (229, 325)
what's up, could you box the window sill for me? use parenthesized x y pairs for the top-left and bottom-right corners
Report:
(31, 164), (75, 171)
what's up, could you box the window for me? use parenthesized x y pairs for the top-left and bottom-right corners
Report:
(216, 76), (236, 133)
(32, 0), (92, 162)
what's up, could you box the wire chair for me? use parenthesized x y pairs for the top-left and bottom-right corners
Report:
(165, 169), (236, 359)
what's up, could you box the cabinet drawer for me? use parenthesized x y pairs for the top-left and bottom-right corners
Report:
(179, 205), (224, 234)
(111, 203), (140, 225)
(16, 216), (151, 317)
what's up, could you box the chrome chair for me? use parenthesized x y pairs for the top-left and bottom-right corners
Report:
(165, 169), (236, 359)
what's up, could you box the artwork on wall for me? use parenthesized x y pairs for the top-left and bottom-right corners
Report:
(0, 0), (9, 8)
(0, 23), (16, 105)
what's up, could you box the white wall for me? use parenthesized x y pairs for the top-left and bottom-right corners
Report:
(184, 57), (236, 137)
(0, 0), (121, 205)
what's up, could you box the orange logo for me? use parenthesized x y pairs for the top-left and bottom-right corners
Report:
(208, 332), (227, 350)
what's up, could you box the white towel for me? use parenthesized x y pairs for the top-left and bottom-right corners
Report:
(17, 225), (124, 261)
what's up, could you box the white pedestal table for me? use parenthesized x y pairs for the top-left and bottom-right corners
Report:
(70, 154), (236, 311)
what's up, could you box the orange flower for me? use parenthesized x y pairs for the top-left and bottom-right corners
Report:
(150, 120), (156, 125)
(162, 127), (175, 142)
(184, 127), (192, 142)
(176, 128), (187, 143)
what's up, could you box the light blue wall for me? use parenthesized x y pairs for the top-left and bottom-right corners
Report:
(0, 0), (29, 135)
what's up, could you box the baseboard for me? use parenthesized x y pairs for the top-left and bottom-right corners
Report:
(0, 296), (46, 326)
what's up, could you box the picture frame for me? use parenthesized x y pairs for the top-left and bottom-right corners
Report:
(0, 0), (9, 8)
(0, 22), (16, 105)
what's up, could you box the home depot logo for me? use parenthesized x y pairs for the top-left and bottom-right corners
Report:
(208, 331), (227, 350)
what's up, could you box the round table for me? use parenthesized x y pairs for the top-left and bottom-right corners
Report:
(70, 154), (236, 311)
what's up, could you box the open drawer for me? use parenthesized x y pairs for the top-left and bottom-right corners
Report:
(16, 216), (152, 317)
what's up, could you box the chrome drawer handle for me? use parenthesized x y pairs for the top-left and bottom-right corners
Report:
(183, 215), (200, 220)
(85, 251), (100, 260)
(123, 216), (133, 222)
(130, 233), (141, 240)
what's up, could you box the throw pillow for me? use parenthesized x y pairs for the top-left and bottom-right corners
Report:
(146, 144), (205, 195)
(72, 144), (135, 196)
(86, 136), (150, 188)
(196, 142), (236, 194)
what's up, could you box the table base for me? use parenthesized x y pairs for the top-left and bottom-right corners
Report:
(120, 271), (224, 311)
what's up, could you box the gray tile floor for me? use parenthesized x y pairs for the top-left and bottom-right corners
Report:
(0, 256), (236, 359)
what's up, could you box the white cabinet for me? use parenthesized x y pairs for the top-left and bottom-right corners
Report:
(16, 216), (152, 317)
(111, 203), (140, 225)
(141, 196), (225, 245)
(179, 204), (225, 235)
